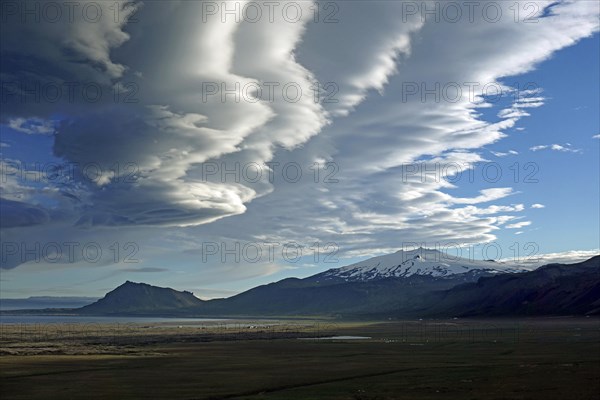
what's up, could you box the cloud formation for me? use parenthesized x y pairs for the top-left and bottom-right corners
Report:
(1, 0), (599, 276)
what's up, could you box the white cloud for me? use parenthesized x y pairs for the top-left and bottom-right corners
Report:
(8, 117), (55, 135)
(506, 221), (532, 229)
(531, 203), (545, 209)
(501, 249), (599, 266)
(491, 150), (519, 157)
(530, 143), (582, 153)
(451, 188), (515, 205)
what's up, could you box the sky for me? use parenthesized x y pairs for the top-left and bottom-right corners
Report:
(0, 0), (599, 299)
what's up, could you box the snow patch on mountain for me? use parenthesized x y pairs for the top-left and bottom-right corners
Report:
(319, 248), (525, 282)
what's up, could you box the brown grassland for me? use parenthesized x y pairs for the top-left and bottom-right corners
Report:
(1, 317), (599, 399)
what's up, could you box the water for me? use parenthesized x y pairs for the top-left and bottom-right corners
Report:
(0, 315), (227, 324)
(298, 336), (372, 340)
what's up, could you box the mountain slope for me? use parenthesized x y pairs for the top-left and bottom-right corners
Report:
(79, 281), (204, 315)
(203, 273), (485, 316)
(427, 255), (600, 316)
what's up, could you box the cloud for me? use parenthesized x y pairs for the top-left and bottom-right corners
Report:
(298, 2), (424, 117)
(0, 0), (138, 121)
(0, 199), (50, 228)
(531, 203), (545, 209)
(8, 117), (55, 135)
(501, 249), (599, 266)
(530, 143), (582, 153)
(506, 221), (532, 229)
(119, 267), (168, 273)
(593, 134), (600, 139)
(491, 150), (519, 157)
(4, 1), (328, 228)
(451, 188), (515, 205)
(497, 93), (546, 119)
(2, 0), (599, 275)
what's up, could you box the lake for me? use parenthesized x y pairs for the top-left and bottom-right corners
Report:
(0, 315), (228, 324)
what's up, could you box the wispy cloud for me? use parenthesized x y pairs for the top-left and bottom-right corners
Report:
(8, 117), (56, 135)
(451, 188), (515, 205)
(491, 150), (519, 157)
(530, 143), (582, 153)
(506, 221), (532, 229)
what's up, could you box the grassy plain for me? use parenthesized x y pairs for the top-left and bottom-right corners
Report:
(1, 318), (598, 399)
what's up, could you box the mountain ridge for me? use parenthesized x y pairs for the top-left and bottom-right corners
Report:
(77, 254), (600, 317)
(429, 255), (600, 317)
(4, 252), (599, 318)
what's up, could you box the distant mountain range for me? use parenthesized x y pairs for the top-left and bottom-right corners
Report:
(0, 296), (97, 310)
(3, 249), (599, 318)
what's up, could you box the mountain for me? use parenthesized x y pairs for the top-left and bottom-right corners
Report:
(427, 255), (600, 316)
(201, 275), (469, 316)
(79, 281), (204, 315)
(0, 296), (97, 310)
(309, 247), (525, 283)
(6, 251), (599, 318)
(74, 249), (521, 316)
(75, 274), (489, 317)
(202, 255), (599, 317)
(193, 248), (529, 316)
(73, 249), (529, 317)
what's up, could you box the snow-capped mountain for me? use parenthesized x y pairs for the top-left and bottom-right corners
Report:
(315, 248), (526, 282)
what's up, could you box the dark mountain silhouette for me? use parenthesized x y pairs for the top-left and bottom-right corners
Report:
(200, 271), (496, 317)
(6, 256), (599, 318)
(427, 255), (600, 316)
(79, 281), (204, 315)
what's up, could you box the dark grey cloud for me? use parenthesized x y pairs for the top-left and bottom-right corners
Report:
(0, 199), (50, 228)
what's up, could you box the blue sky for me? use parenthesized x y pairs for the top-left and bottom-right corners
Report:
(460, 34), (600, 255)
(1, 1), (599, 298)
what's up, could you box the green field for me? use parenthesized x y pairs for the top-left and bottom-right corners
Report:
(1, 318), (598, 399)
